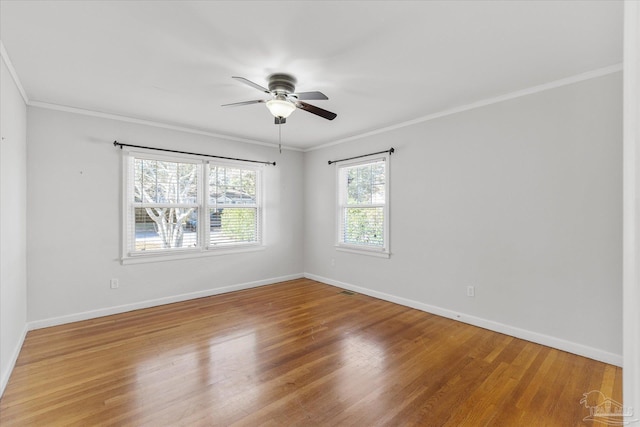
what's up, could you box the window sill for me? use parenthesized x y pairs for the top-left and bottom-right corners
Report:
(121, 245), (265, 265)
(335, 245), (390, 259)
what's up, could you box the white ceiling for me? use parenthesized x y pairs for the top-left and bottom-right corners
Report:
(0, 1), (623, 150)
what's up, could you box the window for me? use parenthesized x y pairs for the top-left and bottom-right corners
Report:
(336, 155), (389, 257)
(207, 165), (259, 246)
(123, 150), (262, 262)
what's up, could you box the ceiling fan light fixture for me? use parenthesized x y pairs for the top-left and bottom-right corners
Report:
(266, 98), (296, 119)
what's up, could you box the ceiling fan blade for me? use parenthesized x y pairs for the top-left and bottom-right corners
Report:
(296, 101), (337, 120)
(293, 91), (329, 101)
(232, 76), (270, 94)
(221, 99), (265, 107)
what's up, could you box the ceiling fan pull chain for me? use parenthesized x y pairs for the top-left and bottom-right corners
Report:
(278, 117), (282, 154)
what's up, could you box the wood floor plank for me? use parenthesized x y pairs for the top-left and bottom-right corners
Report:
(0, 279), (623, 426)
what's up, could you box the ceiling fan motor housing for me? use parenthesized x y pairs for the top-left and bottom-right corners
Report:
(268, 73), (297, 95)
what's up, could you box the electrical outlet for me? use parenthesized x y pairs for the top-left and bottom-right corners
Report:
(467, 286), (475, 297)
(110, 278), (119, 289)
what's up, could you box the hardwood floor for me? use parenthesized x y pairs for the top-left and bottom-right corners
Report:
(0, 279), (622, 426)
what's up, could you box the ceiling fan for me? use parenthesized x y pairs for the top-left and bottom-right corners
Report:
(222, 73), (337, 124)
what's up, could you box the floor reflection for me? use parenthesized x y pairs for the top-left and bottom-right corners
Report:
(131, 327), (258, 421)
(341, 333), (386, 370)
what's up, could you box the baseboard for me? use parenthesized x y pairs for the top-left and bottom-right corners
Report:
(1, 323), (28, 398)
(304, 273), (623, 367)
(28, 273), (304, 331)
(24, 271), (622, 367)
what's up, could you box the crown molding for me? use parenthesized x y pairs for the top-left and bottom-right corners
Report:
(306, 63), (623, 152)
(0, 40), (29, 104)
(27, 101), (303, 152)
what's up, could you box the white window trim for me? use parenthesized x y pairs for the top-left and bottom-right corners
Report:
(120, 148), (264, 265)
(121, 245), (266, 265)
(335, 154), (390, 258)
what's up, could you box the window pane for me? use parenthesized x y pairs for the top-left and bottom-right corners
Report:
(134, 207), (198, 251)
(209, 207), (257, 246)
(134, 159), (198, 204)
(209, 167), (256, 206)
(345, 161), (385, 205)
(343, 207), (384, 246)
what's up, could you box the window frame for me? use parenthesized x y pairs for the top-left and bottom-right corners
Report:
(121, 149), (264, 264)
(335, 153), (390, 258)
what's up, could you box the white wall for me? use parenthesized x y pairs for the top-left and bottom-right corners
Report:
(0, 55), (28, 394)
(304, 72), (623, 363)
(623, 0), (640, 418)
(26, 107), (304, 324)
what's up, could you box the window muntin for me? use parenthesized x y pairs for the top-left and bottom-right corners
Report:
(124, 152), (262, 259)
(337, 156), (389, 254)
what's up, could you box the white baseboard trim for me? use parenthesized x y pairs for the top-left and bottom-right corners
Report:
(304, 273), (623, 367)
(28, 273), (304, 331)
(1, 323), (28, 398)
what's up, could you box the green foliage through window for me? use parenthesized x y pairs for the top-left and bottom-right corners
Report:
(343, 207), (384, 246)
(213, 208), (257, 245)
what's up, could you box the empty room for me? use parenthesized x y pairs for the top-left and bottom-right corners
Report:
(1, 1), (639, 425)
